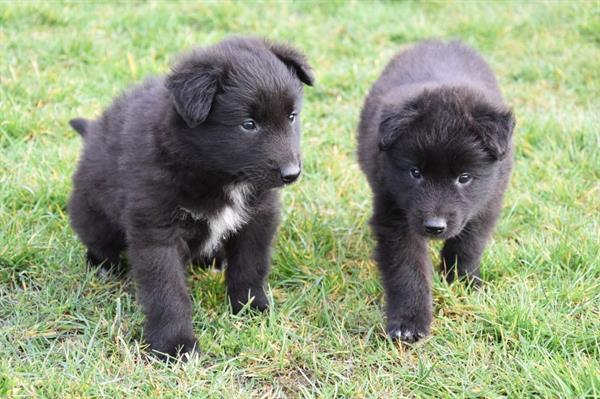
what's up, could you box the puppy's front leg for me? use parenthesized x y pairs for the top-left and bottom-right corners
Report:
(225, 194), (281, 314)
(374, 224), (433, 342)
(128, 242), (197, 359)
(440, 206), (501, 287)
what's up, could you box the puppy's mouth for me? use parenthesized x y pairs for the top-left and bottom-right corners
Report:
(233, 169), (300, 190)
(422, 230), (452, 240)
(281, 174), (301, 186)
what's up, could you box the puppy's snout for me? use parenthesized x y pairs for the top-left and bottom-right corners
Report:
(423, 217), (447, 235)
(280, 164), (301, 184)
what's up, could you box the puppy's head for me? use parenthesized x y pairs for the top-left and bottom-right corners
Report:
(165, 37), (314, 189)
(378, 86), (515, 239)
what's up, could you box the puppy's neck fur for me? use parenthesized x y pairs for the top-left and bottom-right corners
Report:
(179, 182), (253, 256)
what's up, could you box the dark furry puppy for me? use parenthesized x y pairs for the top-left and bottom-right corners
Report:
(68, 37), (313, 358)
(358, 40), (514, 342)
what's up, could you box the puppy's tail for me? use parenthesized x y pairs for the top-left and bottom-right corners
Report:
(69, 118), (90, 138)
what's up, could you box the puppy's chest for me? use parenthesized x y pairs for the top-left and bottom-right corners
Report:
(175, 183), (253, 256)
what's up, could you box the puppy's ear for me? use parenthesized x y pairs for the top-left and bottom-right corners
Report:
(166, 61), (223, 128)
(378, 103), (420, 151)
(268, 42), (314, 86)
(471, 104), (515, 160)
(69, 117), (90, 137)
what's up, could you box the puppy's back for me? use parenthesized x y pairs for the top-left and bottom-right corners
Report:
(71, 77), (168, 225)
(375, 40), (500, 100)
(358, 40), (505, 183)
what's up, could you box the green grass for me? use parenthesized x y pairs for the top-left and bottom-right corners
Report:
(1, 0), (599, 397)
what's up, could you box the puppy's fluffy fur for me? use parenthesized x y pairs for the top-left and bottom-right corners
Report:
(68, 37), (313, 358)
(358, 40), (515, 342)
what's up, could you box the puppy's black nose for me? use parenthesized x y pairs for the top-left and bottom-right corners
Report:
(280, 164), (301, 184)
(424, 217), (446, 235)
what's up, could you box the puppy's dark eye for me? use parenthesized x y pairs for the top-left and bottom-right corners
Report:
(289, 113), (296, 124)
(457, 173), (472, 184)
(241, 120), (257, 131)
(410, 167), (422, 179)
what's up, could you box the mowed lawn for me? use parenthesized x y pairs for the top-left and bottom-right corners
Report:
(1, 1), (598, 397)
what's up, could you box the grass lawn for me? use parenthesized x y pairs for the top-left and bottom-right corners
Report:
(1, 1), (599, 397)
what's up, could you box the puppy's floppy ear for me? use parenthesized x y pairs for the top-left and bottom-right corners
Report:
(470, 104), (515, 160)
(69, 117), (90, 137)
(378, 102), (420, 151)
(268, 42), (314, 86)
(166, 59), (223, 128)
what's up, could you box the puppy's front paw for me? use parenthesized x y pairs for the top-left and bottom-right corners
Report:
(387, 318), (430, 343)
(442, 263), (483, 288)
(229, 287), (269, 314)
(147, 330), (199, 361)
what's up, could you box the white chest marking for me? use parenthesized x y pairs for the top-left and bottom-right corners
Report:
(181, 183), (252, 256)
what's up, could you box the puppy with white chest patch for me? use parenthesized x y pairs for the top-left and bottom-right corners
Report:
(68, 37), (313, 359)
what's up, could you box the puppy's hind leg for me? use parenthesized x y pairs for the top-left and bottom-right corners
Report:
(69, 194), (126, 276)
(83, 224), (126, 276)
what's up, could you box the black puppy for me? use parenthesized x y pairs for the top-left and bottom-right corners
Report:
(68, 37), (313, 358)
(358, 40), (514, 342)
